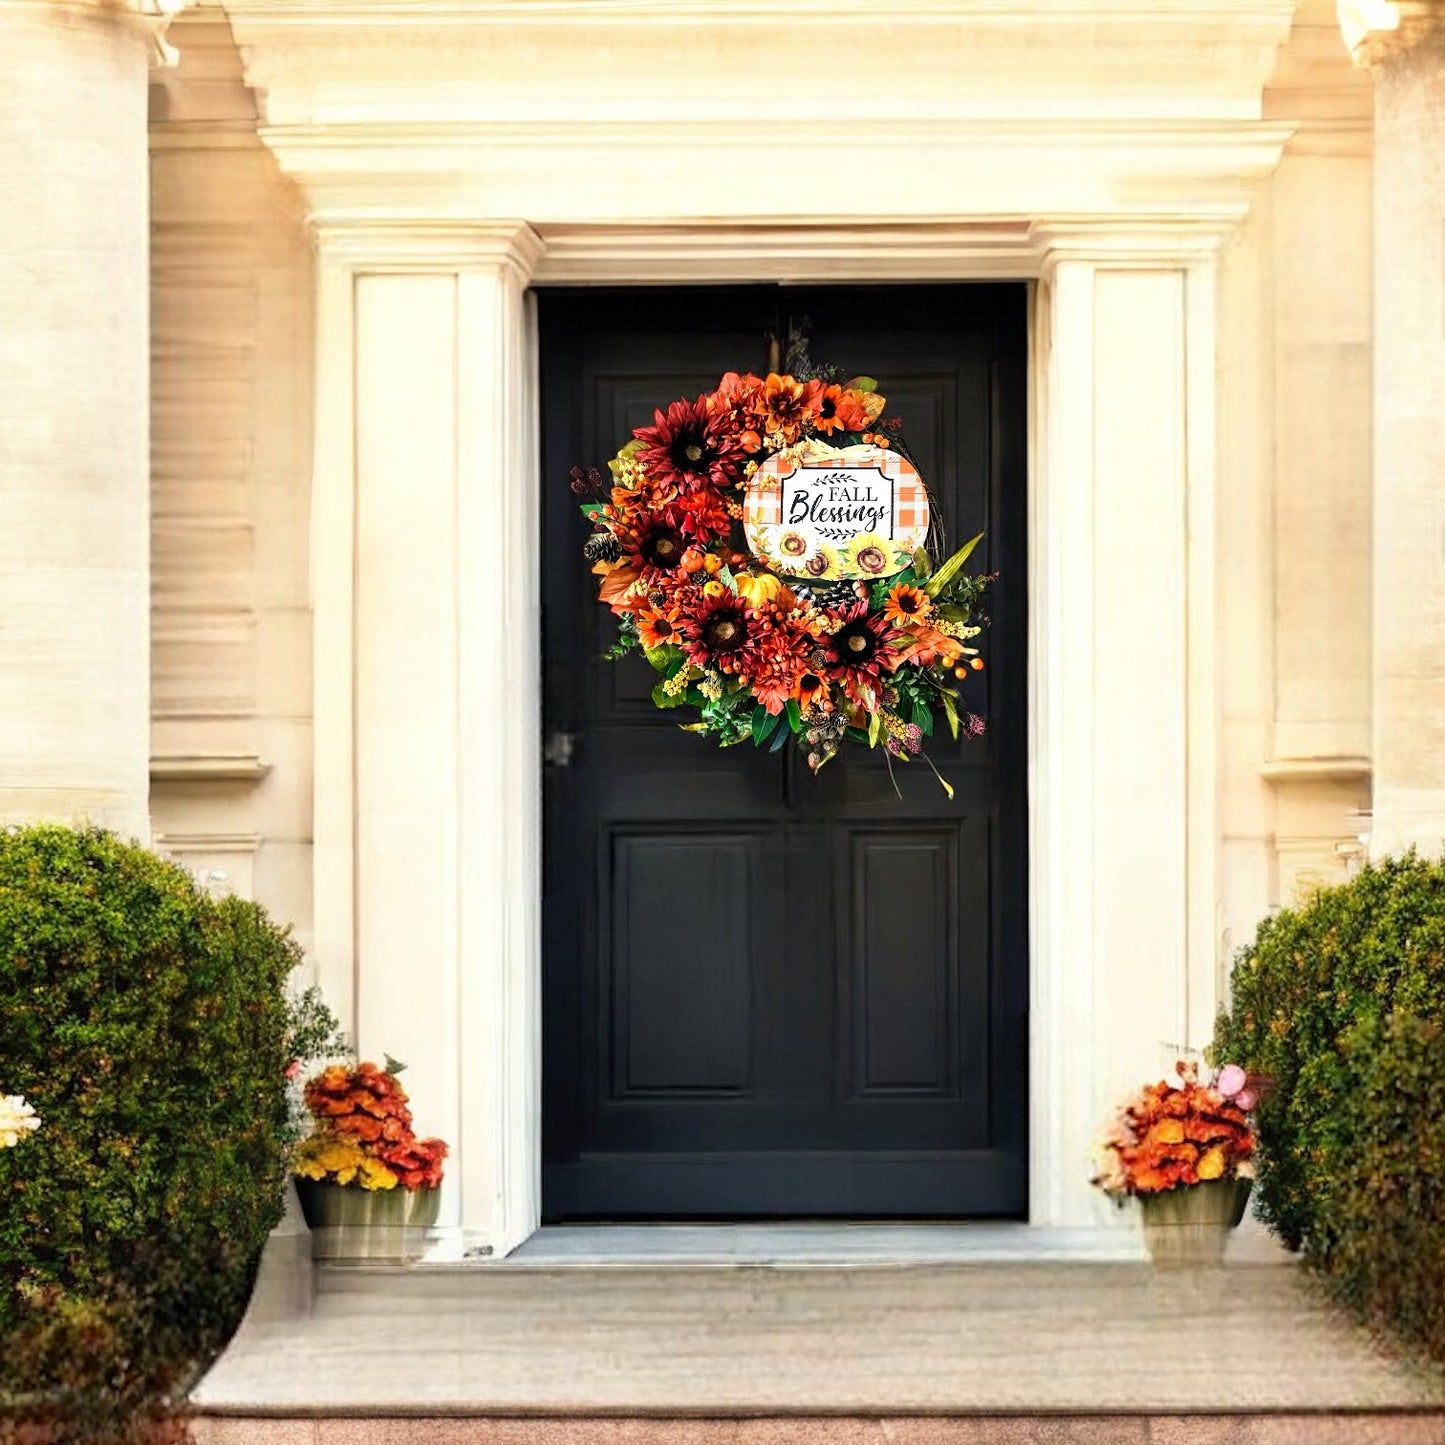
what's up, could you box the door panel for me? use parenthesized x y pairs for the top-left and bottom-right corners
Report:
(540, 284), (1028, 1218)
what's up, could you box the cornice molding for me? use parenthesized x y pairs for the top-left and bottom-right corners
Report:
(313, 220), (546, 277)
(259, 119), (1292, 240)
(220, 0), (1298, 27)
(150, 754), (272, 784)
(1339, 0), (1445, 65)
(13, 0), (198, 66)
(1260, 755), (1373, 785)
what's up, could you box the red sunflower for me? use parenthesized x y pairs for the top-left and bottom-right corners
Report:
(682, 590), (752, 674)
(634, 393), (744, 495)
(616, 508), (691, 582)
(825, 602), (904, 709)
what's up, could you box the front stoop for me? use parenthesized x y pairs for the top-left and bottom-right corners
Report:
(190, 1415), (1445, 1444)
(191, 1233), (1444, 1440)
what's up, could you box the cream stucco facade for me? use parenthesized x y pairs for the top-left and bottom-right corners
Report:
(4, 0), (1443, 1258)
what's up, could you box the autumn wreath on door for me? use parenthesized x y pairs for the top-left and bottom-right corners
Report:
(572, 369), (991, 792)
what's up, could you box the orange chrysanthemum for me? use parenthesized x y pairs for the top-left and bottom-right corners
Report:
(1093, 1062), (1256, 1199)
(296, 1061), (447, 1193)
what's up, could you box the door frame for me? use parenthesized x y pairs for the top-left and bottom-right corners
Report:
(309, 219), (1225, 1258)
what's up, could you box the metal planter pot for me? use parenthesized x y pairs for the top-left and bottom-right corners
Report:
(1138, 1177), (1252, 1267)
(293, 1177), (441, 1262)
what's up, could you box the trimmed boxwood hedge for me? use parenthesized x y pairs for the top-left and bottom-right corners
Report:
(1213, 852), (1445, 1366)
(0, 825), (335, 1440)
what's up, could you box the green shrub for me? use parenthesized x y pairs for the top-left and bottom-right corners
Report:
(0, 824), (337, 1438)
(1213, 851), (1445, 1364)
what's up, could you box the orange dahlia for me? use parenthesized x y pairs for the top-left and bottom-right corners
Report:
(756, 373), (824, 446)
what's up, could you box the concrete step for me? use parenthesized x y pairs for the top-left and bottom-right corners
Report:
(190, 1413), (1445, 1445)
(193, 1259), (1444, 1418)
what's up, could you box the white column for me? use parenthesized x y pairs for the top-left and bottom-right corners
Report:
(1341, 0), (1445, 856)
(311, 224), (544, 1255)
(0, 2), (187, 837)
(1033, 241), (1218, 1227)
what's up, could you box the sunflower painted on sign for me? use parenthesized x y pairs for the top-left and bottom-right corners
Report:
(570, 369), (993, 787)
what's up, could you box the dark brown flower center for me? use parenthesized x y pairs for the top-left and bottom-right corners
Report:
(857, 546), (887, 573)
(702, 610), (748, 654)
(670, 431), (711, 472)
(834, 622), (876, 665)
(643, 527), (685, 569)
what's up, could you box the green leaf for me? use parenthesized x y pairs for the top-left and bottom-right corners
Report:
(923, 532), (985, 598)
(644, 644), (683, 676)
(845, 726), (871, 744)
(785, 698), (803, 734)
(867, 710), (884, 749)
(751, 706), (781, 746)
(579, 501), (606, 520)
(941, 690), (960, 740)
(843, 375), (878, 393)
(911, 699), (934, 739)
(719, 565), (739, 594)
(768, 721), (789, 753)
(651, 681), (687, 710)
(912, 547), (933, 581)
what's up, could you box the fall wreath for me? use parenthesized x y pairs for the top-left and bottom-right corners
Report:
(572, 369), (992, 790)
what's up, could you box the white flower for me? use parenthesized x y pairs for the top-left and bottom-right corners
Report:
(0, 1095), (41, 1149)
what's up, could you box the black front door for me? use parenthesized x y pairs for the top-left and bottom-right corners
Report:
(540, 284), (1028, 1218)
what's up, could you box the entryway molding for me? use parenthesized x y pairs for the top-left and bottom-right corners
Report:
(303, 212), (1259, 1256)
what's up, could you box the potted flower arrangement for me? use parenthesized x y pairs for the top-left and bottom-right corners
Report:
(1093, 1060), (1258, 1266)
(291, 1057), (447, 1262)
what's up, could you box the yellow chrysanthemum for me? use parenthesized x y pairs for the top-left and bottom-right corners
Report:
(293, 1131), (399, 1190)
(1196, 1146), (1227, 1181)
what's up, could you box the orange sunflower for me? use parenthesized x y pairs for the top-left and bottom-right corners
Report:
(814, 384), (873, 437)
(637, 600), (686, 651)
(883, 582), (932, 629)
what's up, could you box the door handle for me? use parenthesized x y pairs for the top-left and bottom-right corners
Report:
(544, 729), (578, 768)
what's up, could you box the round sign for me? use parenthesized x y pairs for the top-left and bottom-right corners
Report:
(743, 443), (930, 581)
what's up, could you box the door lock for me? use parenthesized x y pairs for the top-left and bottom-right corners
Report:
(544, 729), (578, 768)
